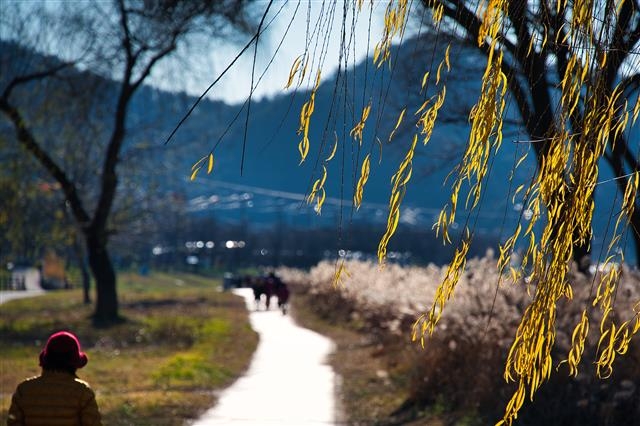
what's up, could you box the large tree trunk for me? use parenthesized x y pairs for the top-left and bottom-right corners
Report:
(86, 231), (118, 324)
(72, 236), (92, 304)
(81, 260), (92, 305)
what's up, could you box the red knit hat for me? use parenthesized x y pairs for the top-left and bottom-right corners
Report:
(39, 331), (88, 369)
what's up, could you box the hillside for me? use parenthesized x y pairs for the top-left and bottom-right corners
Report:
(2, 35), (637, 266)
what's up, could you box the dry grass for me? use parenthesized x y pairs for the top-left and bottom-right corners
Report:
(0, 272), (258, 426)
(282, 256), (640, 425)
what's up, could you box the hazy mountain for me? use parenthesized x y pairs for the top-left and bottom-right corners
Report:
(2, 35), (637, 265)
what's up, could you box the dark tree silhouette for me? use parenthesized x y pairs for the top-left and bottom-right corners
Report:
(0, 0), (256, 323)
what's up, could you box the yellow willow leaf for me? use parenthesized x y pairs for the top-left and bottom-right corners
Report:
(581, 54), (590, 82)
(392, 160), (411, 192)
(444, 44), (451, 70)
(300, 57), (309, 82)
(632, 303), (640, 334)
(313, 69), (322, 90)
(616, 0), (627, 15)
(434, 208), (452, 244)
(512, 184), (525, 203)
(374, 0), (408, 67)
(540, 25), (548, 49)
(373, 43), (382, 65)
(297, 103), (308, 132)
(526, 32), (535, 56)
(207, 153), (214, 174)
(515, 151), (529, 169)
(417, 87), (446, 144)
(433, 3), (444, 23)
(316, 189), (326, 213)
(190, 166), (201, 181)
(307, 165), (328, 212)
(508, 265), (521, 283)
(318, 164), (327, 187)
(633, 95), (640, 124)
(354, 154), (371, 210)
(596, 324), (617, 379)
(378, 135), (417, 263)
(285, 55), (303, 89)
(623, 172), (639, 212)
(389, 108), (406, 142)
(415, 98), (431, 116)
(378, 208), (400, 262)
(326, 134), (338, 162)
(392, 140), (416, 189)
(615, 324), (632, 355)
(564, 310), (589, 377)
(600, 51), (607, 68)
(411, 315), (424, 345)
(436, 61), (444, 85)
(478, 0), (506, 44)
(421, 71), (430, 89)
(298, 133), (310, 163)
(498, 223), (521, 273)
(332, 259), (350, 288)
(350, 103), (372, 144)
(613, 108), (629, 142)
(297, 73), (321, 164)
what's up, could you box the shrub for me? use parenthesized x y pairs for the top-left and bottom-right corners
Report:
(279, 256), (640, 425)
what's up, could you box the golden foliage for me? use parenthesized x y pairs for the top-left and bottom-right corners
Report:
(434, 47), (507, 244)
(412, 229), (471, 345)
(307, 134), (341, 215)
(388, 108), (406, 142)
(350, 102), (372, 145)
(284, 54), (305, 89)
(378, 135), (417, 263)
(189, 153), (215, 181)
(307, 165), (327, 214)
(333, 259), (351, 288)
(297, 70), (322, 164)
(281, 1), (639, 423)
(354, 154), (371, 210)
(373, 0), (409, 67)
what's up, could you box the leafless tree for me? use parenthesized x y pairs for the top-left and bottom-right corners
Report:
(0, 0), (256, 323)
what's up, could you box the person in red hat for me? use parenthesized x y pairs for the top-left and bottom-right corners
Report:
(7, 331), (102, 425)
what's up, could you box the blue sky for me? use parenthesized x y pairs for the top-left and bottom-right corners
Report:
(151, 1), (394, 104)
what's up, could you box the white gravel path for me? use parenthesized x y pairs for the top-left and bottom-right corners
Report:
(191, 287), (336, 426)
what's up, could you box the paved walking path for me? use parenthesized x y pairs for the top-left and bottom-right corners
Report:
(191, 288), (336, 426)
(0, 289), (45, 305)
(1, 268), (44, 305)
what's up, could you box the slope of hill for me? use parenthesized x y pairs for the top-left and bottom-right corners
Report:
(2, 34), (637, 266)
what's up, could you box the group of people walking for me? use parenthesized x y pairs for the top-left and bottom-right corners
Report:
(247, 272), (290, 314)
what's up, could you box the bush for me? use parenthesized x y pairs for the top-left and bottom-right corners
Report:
(279, 256), (640, 425)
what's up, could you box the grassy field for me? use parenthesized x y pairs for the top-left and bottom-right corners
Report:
(0, 272), (258, 425)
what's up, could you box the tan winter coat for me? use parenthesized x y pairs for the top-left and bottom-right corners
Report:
(7, 370), (102, 426)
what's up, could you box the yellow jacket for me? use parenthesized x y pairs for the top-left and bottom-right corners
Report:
(7, 370), (102, 426)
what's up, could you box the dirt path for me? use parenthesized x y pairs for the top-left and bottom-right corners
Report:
(191, 287), (336, 425)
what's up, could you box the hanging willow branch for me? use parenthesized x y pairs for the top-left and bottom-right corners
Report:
(279, 1), (640, 424)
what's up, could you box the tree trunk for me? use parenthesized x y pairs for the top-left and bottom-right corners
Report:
(72, 234), (91, 304)
(86, 231), (119, 324)
(81, 257), (92, 305)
